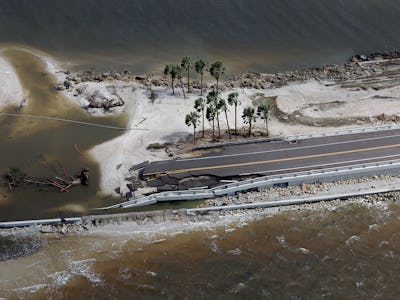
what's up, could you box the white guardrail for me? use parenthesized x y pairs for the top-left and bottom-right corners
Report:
(96, 159), (400, 210)
(283, 124), (400, 142)
(0, 217), (82, 228)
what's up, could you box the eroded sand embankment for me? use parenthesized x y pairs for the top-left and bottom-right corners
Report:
(4, 47), (400, 198)
(2, 174), (399, 239)
(0, 52), (24, 108)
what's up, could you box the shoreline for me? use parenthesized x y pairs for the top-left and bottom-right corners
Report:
(0, 50), (24, 108)
(1, 174), (399, 237)
(53, 52), (400, 197)
(3, 46), (400, 212)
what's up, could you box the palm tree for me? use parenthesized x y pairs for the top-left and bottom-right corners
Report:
(207, 89), (221, 138)
(257, 102), (272, 135)
(209, 61), (225, 93)
(176, 66), (186, 99)
(242, 106), (257, 136)
(185, 111), (200, 142)
(163, 64), (180, 95)
(181, 56), (193, 93)
(227, 92), (240, 135)
(206, 104), (217, 140)
(194, 97), (206, 138)
(195, 59), (207, 96)
(218, 98), (231, 139)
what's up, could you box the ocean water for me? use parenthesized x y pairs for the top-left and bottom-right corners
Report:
(2, 1), (400, 298)
(1, 0), (400, 73)
(1, 201), (400, 299)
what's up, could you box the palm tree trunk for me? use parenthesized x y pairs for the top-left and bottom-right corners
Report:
(187, 69), (190, 93)
(172, 77), (175, 95)
(234, 105), (237, 135)
(200, 73), (203, 96)
(202, 109), (205, 138)
(193, 126), (196, 142)
(248, 120), (252, 136)
(224, 109), (231, 139)
(181, 80), (186, 99)
(212, 119), (215, 140)
(216, 111), (221, 138)
(265, 118), (268, 136)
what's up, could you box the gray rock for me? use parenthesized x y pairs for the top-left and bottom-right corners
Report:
(126, 183), (136, 191)
(63, 80), (72, 89)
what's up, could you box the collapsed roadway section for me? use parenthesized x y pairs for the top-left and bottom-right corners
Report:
(140, 126), (400, 192)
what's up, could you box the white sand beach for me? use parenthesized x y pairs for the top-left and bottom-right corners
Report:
(0, 51), (24, 108)
(2, 49), (400, 196)
(86, 80), (400, 195)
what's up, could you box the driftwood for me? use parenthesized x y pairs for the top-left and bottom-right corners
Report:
(6, 173), (18, 191)
(5, 167), (90, 192)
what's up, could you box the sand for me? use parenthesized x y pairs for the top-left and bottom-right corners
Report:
(275, 80), (400, 118)
(4, 48), (400, 195)
(85, 80), (400, 195)
(0, 52), (24, 108)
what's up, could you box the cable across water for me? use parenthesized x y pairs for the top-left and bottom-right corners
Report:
(0, 113), (148, 130)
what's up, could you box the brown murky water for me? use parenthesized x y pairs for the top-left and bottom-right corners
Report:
(2, 1), (400, 297)
(1, 201), (400, 299)
(0, 49), (127, 221)
(3, 0), (400, 74)
(1, 49), (400, 300)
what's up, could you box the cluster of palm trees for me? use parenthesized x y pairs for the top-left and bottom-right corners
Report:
(185, 91), (239, 142)
(165, 57), (273, 142)
(241, 101), (273, 137)
(186, 94), (274, 142)
(164, 57), (224, 97)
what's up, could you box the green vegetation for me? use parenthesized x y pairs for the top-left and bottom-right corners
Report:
(164, 59), (265, 141)
(209, 61), (225, 93)
(163, 64), (181, 95)
(194, 59), (207, 96)
(217, 98), (231, 139)
(181, 56), (193, 93)
(257, 101), (272, 135)
(185, 111), (200, 142)
(194, 97), (206, 138)
(206, 104), (217, 140)
(207, 89), (221, 138)
(177, 67), (186, 99)
(242, 106), (257, 136)
(227, 92), (240, 135)
(166, 57), (279, 141)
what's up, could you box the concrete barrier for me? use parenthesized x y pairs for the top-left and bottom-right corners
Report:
(0, 217), (82, 228)
(191, 137), (282, 151)
(96, 159), (400, 210)
(283, 124), (400, 142)
(187, 185), (400, 214)
(3, 184), (399, 228)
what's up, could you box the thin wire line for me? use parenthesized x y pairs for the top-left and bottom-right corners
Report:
(0, 113), (148, 130)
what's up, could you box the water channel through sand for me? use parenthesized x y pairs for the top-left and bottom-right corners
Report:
(0, 49), (129, 221)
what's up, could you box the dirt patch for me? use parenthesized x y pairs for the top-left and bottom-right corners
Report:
(305, 100), (346, 112)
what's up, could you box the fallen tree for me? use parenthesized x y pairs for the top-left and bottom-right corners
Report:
(4, 167), (90, 192)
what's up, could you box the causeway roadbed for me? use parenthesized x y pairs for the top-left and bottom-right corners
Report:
(142, 128), (400, 189)
(199, 174), (400, 208)
(2, 174), (400, 232)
